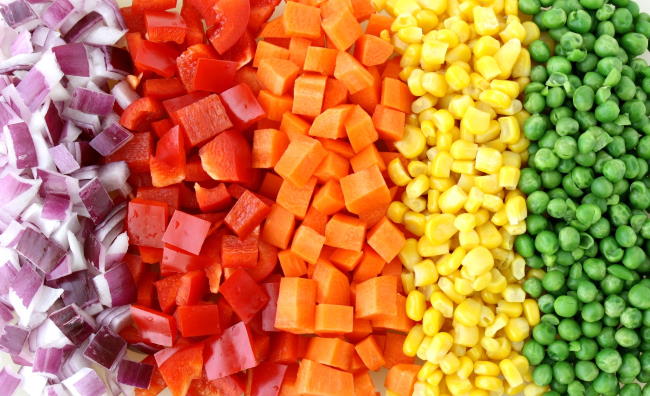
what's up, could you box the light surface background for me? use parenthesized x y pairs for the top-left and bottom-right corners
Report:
(3, 0), (650, 394)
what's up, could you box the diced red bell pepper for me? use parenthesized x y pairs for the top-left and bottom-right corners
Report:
(120, 97), (166, 131)
(106, 131), (153, 173)
(127, 198), (168, 248)
(126, 32), (145, 66)
(260, 282), (280, 332)
(252, 332), (271, 362)
(139, 246), (164, 264)
(175, 304), (221, 337)
(251, 362), (288, 396)
(145, 11), (187, 44)
(176, 270), (207, 306)
(136, 185), (180, 209)
(220, 83), (266, 130)
(144, 78), (187, 101)
(163, 92), (210, 124)
(155, 274), (182, 313)
(158, 342), (204, 396)
(121, 7), (146, 35)
(248, 0), (281, 32)
(193, 59), (238, 93)
(136, 270), (157, 308)
(194, 183), (232, 212)
(235, 66), (262, 96)
(180, 4), (204, 46)
(221, 231), (259, 268)
(217, 296), (237, 329)
(177, 44), (217, 92)
(133, 0), (176, 12)
(131, 305), (178, 347)
(187, 0), (218, 25)
(268, 332), (301, 364)
(134, 40), (180, 78)
(224, 190), (271, 238)
(247, 240), (278, 282)
(151, 118), (174, 138)
(162, 210), (211, 255)
(124, 253), (145, 284)
(135, 356), (167, 396)
(128, 172), (153, 189)
(161, 245), (210, 276)
(221, 31), (255, 69)
(204, 322), (258, 380)
(186, 156), (213, 182)
(219, 269), (269, 323)
(150, 126), (186, 187)
(206, 0), (250, 54)
(177, 94), (233, 147)
(199, 130), (255, 183)
(187, 375), (245, 396)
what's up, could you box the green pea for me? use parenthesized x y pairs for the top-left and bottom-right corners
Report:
(553, 361), (575, 384)
(616, 76), (637, 101)
(597, 20), (616, 37)
(524, 114), (548, 141)
(602, 159), (626, 182)
(582, 322), (602, 341)
(524, 278), (544, 298)
(594, 35), (620, 57)
(538, 294), (556, 314)
(548, 339), (570, 361)
(593, 372), (618, 395)
(529, 40), (551, 63)
(600, 238), (625, 263)
(542, 171), (563, 189)
(558, 227), (580, 251)
(531, 65), (549, 83)
(575, 361), (599, 381)
(577, 280), (598, 303)
(623, 246), (646, 270)
(575, 110), (597, 130)
(547, 87), (567, 108)
(580, 0), (604, 9)
(598, 57), (623, 77)
(638, 136), (650, 159)
(595, 101), (620, 123)
(589, 217), (610, 238)
(576, 203), (601, 226)
(527, 191), (550, 215)
(572, 86), (594, 112)
(591, 177), (614, 198)
(548, 56), (573, 74)
(523, 340), (545, 365)
(534, 321), (558, 346)
(622, 32), (649, 57)
(621, 384), (642, 396)
(601, 274), (625, 294)
(554, 295), (579, 318)
(525, 92), (547, 113)
(621, 307), (642, 329)
(576, 338), (598, 360)
(567, 9), (592, 33)
(515, 234), (536, 258)
(541, 8), (568, 29)
(609, 204), (631, 226)
(537, 232), (561, 256)
(534, 148), (560, 171)
(561, 31), (584, 51)
(519, 0), (541, 15)
(567, 381), (585, 396)
(616, 327), (640, 348)
(629, 284), (650, 310)
(616, 225), (637, 248)
(533, 364), (554, 386)
(629, 181), (650, 210)
(596, 348), (623, 373)
(582, 301), (605, 322)
(606, 136), (626, 158)
(571, 167), (592, 189)
(613, 8), (634, 34)
(578, 54), (599, 73)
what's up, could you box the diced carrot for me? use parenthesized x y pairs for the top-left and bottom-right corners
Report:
(303, 47), (338, 76)
(365, 13), (393, 36)
(274, 135), (327, 186)
(324, 214), (366, 252)
(304, 337), (354, 371)
(352, 248), (386, 282)
(380, 151), (402, 165)
(344, 105), (378, 153)
(280, 112), (310, 138)
(312, 180), (345, 215)
(278, 250), (307, 277)
(381, 77), (413, 114)
(354, 275), (397, 320)
(334, 51), (374, 95)
(252, 128), (290, 168)
(354, 372), (376, 396)
(253, 41), (290, 67)
(283, 2), (321, 39)
(350, 0), (374, 21)
(381, 257), (402, 278)
(313, 151), (350, 183)
(262, 204), (296, 250)
(235, 66), (262, 96)
(385, 364), (419, 396)
(301, 206), (329, 235)
(329, 248), (363, 272)
(276, 176), (317, 219)
(275, 277), (317, 334)
(349, 351), (366, 373)
(319, 138), (355, 159)
(290, 225), (325, 264)
(292, 74), (327, 117)
(367, 217), (405, 262)
(296, 359), (354, 396)
(312, 259), (350, 305)
(382, 332), (413, 368)
(320, 0), (353, 19)
(194, 183), (231, 212)
(309, 105), (352, 139)
(321, 10), (363, 52)
(381, 58), (402, 80)
(346, 318), (373, 343)
(259, 172), (283, 200)
(259, 17), (290, 39)
(257, 90), (292, 122)
(349, 65), (380, 114)
(372, 104), (405, 141)
(340, 165), (391, 215)
(289, 37), (311, 68)
(354, 34), (394, 67)
(257, 58), (300, 96)
(322, 78), (349, 110)
(371, 293), (413, 333)
(350, 143), (386, 172)
(314, 304), (353, 335)
(355, 336), (385, 371)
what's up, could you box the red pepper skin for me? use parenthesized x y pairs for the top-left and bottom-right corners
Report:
(268, 332), (302, 364)
(221, 231), (258, 268)
(247, 240), (278, 282)
(175, 304), (221, 337)
(106, 131), (153, 173)
(186, 156), (213, 182)
(121, 7), (146, 35)
(177, 44), (217, 92)
(144, 78), (187, 101)
(250, 362), (288, 396)
(180, 4), (204, 46)
(204, 322), (258, 380)
(120, 97), (166, 131)
(260, 282), (280, 332)
(193, 59), (238, 93)
(206, 0), (250, 54)
(224, 190), (271, 238)
(220, 83), (266, 130)
(139, 246), (163, 264)
(127, 198), (168, 248)
(150, 125), (186, 188)
(161, 246), (210, 276)
(163, 92), (210, 124)
(136, 185), (180, 209)
(194, 183), (232, 212)
(187, 375), (245, 396)
(162, 210), (211, 255)
(135, 356), (167, 396)
(154, 274), (182, 313)
(136, 270), (157, 308)
(134, 40), (180, 78)
(151, 118), (174, 138)
(219, 269), (269, 323)
(123, 253), (145, 284)
(199, 130), (255, 184)
(158, 342), (204, 396)
(176, 270), (207, 306)
(177, 94), (233, 148)
(145, 11), (188, 44)
(133, 0), (176, 12)
(186, 0), (218, 26)
(221, 31), (255, 70)
(131, 305), (178, 347)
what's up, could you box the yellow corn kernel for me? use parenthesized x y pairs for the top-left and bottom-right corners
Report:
(524, 385), (547, 396)
(416, 8), (439, 31)
(408, 160), (428, 177)
(501, 151), (521, 168)
(472, 271), (492, 291)
(448, 95), (474, 119)
(453, 213), (476, 232)
(478, 304), (495, 327)
(430, 29), (459, 48)
(447, 374), (473, 395)
(418, 361), (438, 382)
(431, 110), (453, 134)
(475, 56), (501, 81)
(445, 65), (470, 92)
(494, 38), (521, 79)
(512, 48), (531, 78)
(431, 151), (453, 178)
(450, 140), (478, 160)
(461, 246), (494, 277)
(475, 147), (502, 174)
(473, 36), (500, 57)
(454, 324), (480, 347)
(430, 176), (455, 191)
(504, 195), (526, 225)
(523, 299), (540, 326)
(473, 6), (500, 35)
(404, 194), (427, 212)
(469, 389), (489, 396)
(491, 80), (520, 99)
(474, 174), (500, 194)
(451, 343), (466, 357)
(388, 158), (412, 186)
(509, 135), (530, 154)
(414, 259), (439, 287)
(482, 194), (504, 213)
(501, 230), (516, 251)
(486, 269), (507, 294)
(446, 44), (472, 64)
(412, 95), (437, 115)
(408, 68), (427, 96)
(511, 354), (530, 376)
(454, 298), (481, 326)
(430, 291), (454, 318)
(474, 209), (490, 226)
(425, 213), (457, 245)
(445, 17), (470, 42)
(417, 336), (433, 360)
(464, 187), (484, 213)
(480, 89), (512, 110)
(492, 209), (508, 227)
(467, 344), (486, 362)
(402, 272), (416, 294)
(500, 19), (526, 43)
(427, 332), (454, 363)
(419, 0), (447, 14)
(474, 361), (500, 376)
(418, 237), (450, 257)
(399, 238), (422, 270)
(387, 201), (409, 224)
(497, 301), (523, 318)
(437, 247), (465, 276)
(458, 230), (480, 249)
(427, 190), (440, 213)
(491, 337), (513, 360)
(439, 185), (468, 214)
(475, 376), (504, 392)
(422, 71), (448, 97)
(498, 166), (520, 191)
(427, 370), (444, 387)
(393, 34), (410, 54)
(452, 160), (475, 175)
(439, 276), (464, 304)
(461, 107), (491, 135)
(454, 356), (473, 379)
(406, 290), (427, 321)
(476, 224), (501, 250)
(440, 352), (461, 375)
(522, 21), (541, 45)
(421, 40), (448, 70)
(407, 114), (419, 127)
(391, 13), (417, 31)
(396, 125), (426, 160)
(422, 306), (444, 336)
(504, 221), (526, 236)
(399, 27), (424, 45)
(406, 175), (430, 199)
(504, 317), (530, 342)
(454, 277), (473, 296)
(500, 359), (523, 388)
(405, 212), (427, 236)
(457, 174), (476, 192)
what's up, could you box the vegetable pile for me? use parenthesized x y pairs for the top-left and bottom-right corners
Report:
(516, 0), (650, 395)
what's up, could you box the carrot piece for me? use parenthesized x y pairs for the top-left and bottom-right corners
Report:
(321, 10), (363, 51)
(347, 318), (373, 343)
(292, 74), (327, 117)
(367, 217), (406, 262)
(276, 176), (317, 219)
(280, 112), (310, 139)
(194, 183), (231, 212)
(314, 304), (353, 335)
(365, 13), (393, 36)
(290, 225), (325, 264)
(283, 2), (321, 39)
(303, 47), (338, 76)
(380, 151), (402, 165)
(252, 128), (290, 168)
(259, 172), (283, 200)
(320, 0), (353, 19)
(354, 34), (394, 67)
(258, 90), (293, 122)
(382, 332), (414, 368)
(334, 51), (374, 95)
(350, 0), (374, 21)
(258, 17), (290, 39)
(274, 135), (327, 186)
(301, 206), (329, 235)
(319, 138), (355, 159)
(312, 259), (350, 305)
(257, 58), (300, 96)
(296, 359), (354, 396)
(381, 77), (413, 114)
(372, 104), (405, 141)
(253, 41), (290, 67)
(278, 250), (307, 277)
(382, 58), (402, 80)
(350, 143), (386, 172)
(372, 293), (413, 333)
(385, 364), (420, 396)
(352, 248), (386, 282)
(304, 337), (355, 371)
(354, 275), (397, 320)
(344, 105), (378, 153)
(322, 78), (349, 110)
(349, 65), (380, 114)
(313, 151), (350, 183)
(349, 351), (366, 373)
(275, 277), (317, 334)
(261, 204), (296, 250)
(354, 372), (376, 396)
(309, 105), (353, 139)
(329, 248), (363, 272)
(324, 214), (366, 252)
(340, 165), (391, 215)
(312, 180), (345, 215)
(289, 37), (311, 68)
(355, 336), (385, 371)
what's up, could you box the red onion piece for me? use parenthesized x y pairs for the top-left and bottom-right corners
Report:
(62, 11), (102, 43)
(32, 347), (65, 377)
(69, 87), (115, 116)
(0, 0), (36, 28)
(42, 194), (71, 220)
(83, 326), (126, 369)
(117, 360), (154, 389)
(78, 177), (113, 224)
(14, 228), (67, 273)
(49, 143), (81, 174)
(89, 123), (133, 156)
(93, 262), (135, 307)
(0, 368), (22, 396)
(41, 0), (74, 29)
(62, 367), (106, 396)
(52, 43), (89, 77)
(0, 324), (29, 355)
(49, 304), (95, 345)
(5, 122), (37, 169)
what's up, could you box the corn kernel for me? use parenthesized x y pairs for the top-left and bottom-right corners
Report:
(512, 48), (531, 78)
(500, 359), (523, 388)
(419, 0), (446, 14)
(458, 230), (480, 249)
(427, 370), (444, 387)
(523, 299), (540, 326)
(454, 298), (481, 326)
(422, 71), (449, 97)
(388, 201), (409, 223)
(446, 374), (473, 395)
(427, 190), (440, 212)
(418, 237), (450, 257)
(448, 95), (475, 119)
(421, 40), (448, 70)
(453, 324), (480, 347)
(422, 306), (444, 336)
(430, 291), (454, 318)
(475, 376), (504, 392)
(388, 158), (412, 186)
(494, 38), (521, 79)
(416, 8), (440, 31)
(400, 238), (423, 270)
(473, 6), (500, 36)
(427, 332), (454, 363)
(450, 139), (478, 160)
(402, 272), (416, 294)
(399, 26), (424, 44)
(438, 276), (464, 304)
(454, 277), (473, 296)
(414, 259), (439, 287)
(480, 89), (512, 110)
(473, 36), (500, 57)
(413, 95), (438, 114)
(404, 194), (427, 212)
(467, 345), (486, 361)
(475, 147), (502, 174)
(499, 166), (520, 190)
(425, 213), (457, 245)
(438, 185), (468, 214)
(440, 352), (461, 374)
(445, 64), (471, 91)
(407, 175), (431, 199)
(431, 176), (455, 191)
(407, 290), (427, 321)
(522, 21), (541, 45)
(446, 44), (472, 64)
(475, 56), (501, 80)
(504, 317), (530, 342)
(497, 301), (523, 318)
(461, 107), (491, 135)
(408, 68), (427, 96)
(418, 336), (433, 360)
(474, 361), (500, 376)
(418, 361), (438, 382)
(499, 19), (526, 43)
(472, 271), (492, 291)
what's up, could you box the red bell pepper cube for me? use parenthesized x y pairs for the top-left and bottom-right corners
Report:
(119, 97), (166, 132)
(194, 59), (239, 93)
(133, 40), (180, 78)
(248, 0), (281, 33)
(187, 376), (245, 396)
(176, 270), (207, 306)
(144, 78), (187, 101)
(123, 253), (144, 284)
(250, 362), (288, 396)
(260, 282), (280, 332)
(127, 198), (168, 248)
(162, 210), (211, 255)
(221, 31), (255, 70)
(180, 3), (204, 46)
(247, 240), (279, 282)
(177, 94), (234, 147)
(139, 246), (163, 264)
(106, 132), (154, 174)
(220, 83), (266, 130)
(121, 7), (146, 35)
(162, 92), (210, 124)
(187, 0), (218, 25)
(161, 245), (210, 276)
(136, 270), (156, 308)
(199, 130), (255, 183)
(177, 44), (217, 92)
(174, 304), (221, 338)
(150, 126), (186, 188)
(186, 156), (213, 182)
(219, 269), (269, 323)
(194, 183), (231, 212)
(158, 342), (204, 396)
(224, 190), (271, 238)
(131, 305), (177, 347)
(155, 274), (182, 313)
(268, 332), (301, 364)
(136, 185), (180, 210)
(204, 322), (258, 380)
(222, 231), (259, 268)
(145, 11), (187, 44)
(206, 0), (250, 54)
(151, 118), (173, 138)
(133, 0), (176, 12)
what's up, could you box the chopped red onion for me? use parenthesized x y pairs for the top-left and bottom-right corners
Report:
(28, 318), (72, 350)
(95, 305), (130, 334)
(0, 324), (29, 355)
(117, 360), (154, 389)
(83, 326), (126, 369)
(62, 11), (103, 43)
(52, 43), (89, 77)
(101, 46), (132, 76)
(8, 263), (42, 316)
(63, 367), (106, 396)
(20, 366), (49, 396)
(33, 347), (65, 377)
(69, 87), (115, 116)
(45, 384), (68, 396)
(49, 143), (80, 174)
(49, 304), (95, 345)
(0, 0), (36, 28)
(41, 0), (74, 29)
(5, 122), (37, 169)
(14, 228), (67, 273)
(16, 68), (48, 111)
(43, 100), (64, 144)
(0, 260), (19, 299)
(55, 271), (99, 308)
(42, 194), (71, 220)
(78, 177), (113, 224)
(89, 123), (132, 156)
(11, 30), (33, 56)
(110, 80), (139, 109)
(0, 367), (22, 396)
(93, 262), (135, 307)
